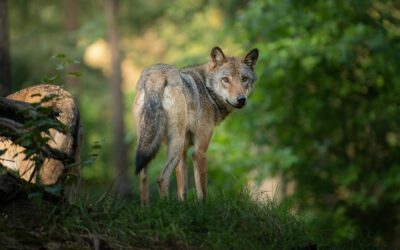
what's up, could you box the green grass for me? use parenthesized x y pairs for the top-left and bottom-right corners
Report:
(0, 190), (378, 249)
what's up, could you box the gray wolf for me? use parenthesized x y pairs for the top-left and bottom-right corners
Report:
(133, 47), (259, 205)
(0, 84), (82, 202)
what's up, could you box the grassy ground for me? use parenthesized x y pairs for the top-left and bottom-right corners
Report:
(0, 189), (378, 249)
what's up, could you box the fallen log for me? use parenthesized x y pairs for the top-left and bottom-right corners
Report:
(0, 97), (60, 124)
(0, 114), (74, 165)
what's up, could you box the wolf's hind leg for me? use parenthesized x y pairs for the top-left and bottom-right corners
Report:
(140, 168), (150, 206)
(158, 85), (186, 199)
(158, 136), (185, 199)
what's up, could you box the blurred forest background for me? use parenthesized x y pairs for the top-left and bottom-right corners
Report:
(1, 0), (399, 247)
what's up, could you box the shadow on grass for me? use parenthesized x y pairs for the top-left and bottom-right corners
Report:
(0, 188), (380, 249)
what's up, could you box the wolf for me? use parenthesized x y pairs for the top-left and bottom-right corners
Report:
(0, 84), (83, 202)
(133, 47), (259, 205)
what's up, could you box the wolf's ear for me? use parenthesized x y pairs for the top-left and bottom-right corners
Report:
(211, 47), (227, 66)
(243, 48), (259, 70)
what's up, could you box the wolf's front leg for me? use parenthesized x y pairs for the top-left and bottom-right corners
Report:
(176, 151), (188, 201)
(192, 133), (212, 201)
(193, 151), (207, 200)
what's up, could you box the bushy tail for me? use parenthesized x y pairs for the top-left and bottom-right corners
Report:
(135, 82), (166, 174)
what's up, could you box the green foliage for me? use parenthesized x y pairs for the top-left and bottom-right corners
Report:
(14, 94), (68, 180)
(0, 53), (82, 199)
(5, 0), (400, 247)
(235, 0), (400, 245)
(42, 53), (81, 84)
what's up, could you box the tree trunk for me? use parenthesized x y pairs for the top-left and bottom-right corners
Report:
(64, 0), (78, 34)
(63, 0), (79, 94)
(0, 0), (11, 97)
(104, 0), (131, 198)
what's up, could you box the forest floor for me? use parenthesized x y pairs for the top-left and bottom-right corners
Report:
(0, 181), (375, 249)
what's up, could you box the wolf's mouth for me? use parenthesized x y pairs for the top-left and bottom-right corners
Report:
(226, 100), (246, 109)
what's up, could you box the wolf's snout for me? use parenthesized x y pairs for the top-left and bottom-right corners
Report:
(237, 96), (247, 106)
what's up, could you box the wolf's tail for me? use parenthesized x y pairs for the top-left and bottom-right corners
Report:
(135, 77), (166, 174)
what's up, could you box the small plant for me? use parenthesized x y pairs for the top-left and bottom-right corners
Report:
(14, 94), (69, 182)
(43, 53), (82, 84)
(0, 53), (82, 200)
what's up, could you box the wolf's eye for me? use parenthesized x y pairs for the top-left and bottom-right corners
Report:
(221, 77), (230, 84)
(242, 76), (249, 82)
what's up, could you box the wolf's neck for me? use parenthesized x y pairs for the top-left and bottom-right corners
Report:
(181, 64), (232, 124)
(196, 65), (232, 123)
(203, 85), (232, 123)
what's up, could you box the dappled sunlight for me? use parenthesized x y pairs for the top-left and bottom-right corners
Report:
(129, 30), (166, 58)
(247, 173), (295, 203)
(121, 59), (141, 92)
(83, 39), (141, 92)
(83, 38), (111, 75)
(209, 8), (223, 29)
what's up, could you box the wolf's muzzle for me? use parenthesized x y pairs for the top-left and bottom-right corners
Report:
(237, 96), (247, 106)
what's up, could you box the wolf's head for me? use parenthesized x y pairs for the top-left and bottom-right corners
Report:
(206, 47), (259, 109)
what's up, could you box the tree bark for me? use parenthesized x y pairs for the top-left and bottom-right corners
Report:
(104, 0), (131, 198)
(0, 0), (11, 97)
(64, 0), (79, 93)
(64, 0), (78, 34)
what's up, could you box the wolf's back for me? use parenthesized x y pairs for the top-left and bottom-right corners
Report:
(135, 66), (169, 174)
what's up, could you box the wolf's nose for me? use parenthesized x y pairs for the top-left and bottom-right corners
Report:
(237, 96), (247, 105)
